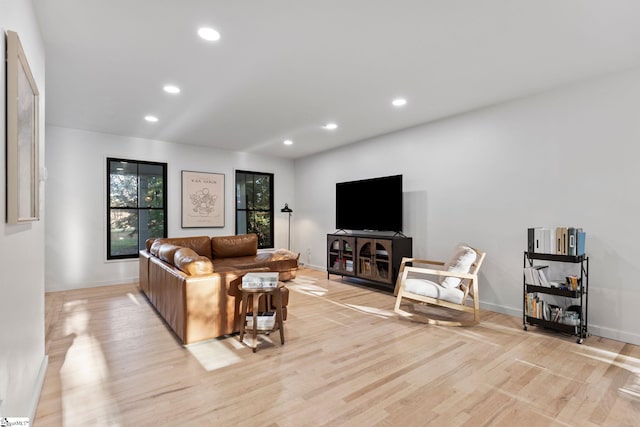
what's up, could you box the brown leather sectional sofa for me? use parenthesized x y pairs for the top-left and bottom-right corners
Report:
(139, 233), (299, 345)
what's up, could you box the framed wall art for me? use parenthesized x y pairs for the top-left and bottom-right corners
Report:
(181, 170), (225, 228)
(5, 30), (40, 224)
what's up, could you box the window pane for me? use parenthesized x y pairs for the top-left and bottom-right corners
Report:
(138, 209), (165, 249)
(236, 210), (247, 234)
(254, 175), (270, 210)
(248, 211), (272, 248)
(139, 163), (164, 209)
(110, 209), (139, 256)
(109, 162), (138, 208)
(246, 175), (254, 209)
(236, 174), (247, 210)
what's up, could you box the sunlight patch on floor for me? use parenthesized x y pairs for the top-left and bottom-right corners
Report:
(515, 358), (584, 384)
(127, 292), (141, 306)
(434, 325), (499, 345)
(291, 275), (318, 284)
(574, 346), (640, 373)
(344, 304), (394, 318)
(186, 338), (243, 371)
(291, 274), (398, 319)
(60, 299), (122, 425)
(288, 282), (328, 296)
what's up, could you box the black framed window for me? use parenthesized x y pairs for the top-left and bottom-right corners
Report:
(235, 170), (274, 249)
(107, 158), (167, 259)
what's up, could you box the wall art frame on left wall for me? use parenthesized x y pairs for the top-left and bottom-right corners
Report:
(181, 170), (225, 228)
(5, 30), (40, 224)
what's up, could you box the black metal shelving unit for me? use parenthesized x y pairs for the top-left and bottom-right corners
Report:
(523, 252), (589, 343)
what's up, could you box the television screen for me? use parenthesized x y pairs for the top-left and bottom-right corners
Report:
(336, 175), (403, 232)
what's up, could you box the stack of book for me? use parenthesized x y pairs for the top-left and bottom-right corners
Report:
(527, 227), (586, 256)
(524, 266), (552, 287)
(242, 272), (279, 289)
(246, 311), (276, 329)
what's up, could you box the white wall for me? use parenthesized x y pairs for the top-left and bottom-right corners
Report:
(45, 126), (295, 291)
(294, 66), (640, 345)
(0, 0), (48, 419)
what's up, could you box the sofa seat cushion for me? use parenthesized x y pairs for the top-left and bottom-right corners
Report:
(404, 278), (464, 304)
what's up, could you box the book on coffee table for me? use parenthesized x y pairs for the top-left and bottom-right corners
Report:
(242, 272), (279, 289)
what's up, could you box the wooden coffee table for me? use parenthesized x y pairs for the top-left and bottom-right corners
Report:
(238, 282), (285, 352)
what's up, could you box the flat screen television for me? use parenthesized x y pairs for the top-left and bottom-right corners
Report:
(336, 174), (403, 232)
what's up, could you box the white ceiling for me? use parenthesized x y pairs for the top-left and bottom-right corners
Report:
(33, 0), (640, 159)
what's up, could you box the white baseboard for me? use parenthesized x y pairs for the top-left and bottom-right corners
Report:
(479, 301), (521, 318)
(29, 355), (48, 421)
(588, 325), (640, 346)
(46, 277), (138, 292)
(479, 301), (640, 346)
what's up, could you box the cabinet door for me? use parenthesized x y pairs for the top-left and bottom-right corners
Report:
(356, 238), (374, 279)
(341, 237), (355, 274)
(327, 235), (355, 274)
(373, 239), (392, 283)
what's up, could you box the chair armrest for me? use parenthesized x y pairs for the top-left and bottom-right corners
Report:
(394, 257), (446, 295)
(400, 257), (445, 267)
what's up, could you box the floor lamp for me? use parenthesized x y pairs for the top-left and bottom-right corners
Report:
(281, 203), (293, 250)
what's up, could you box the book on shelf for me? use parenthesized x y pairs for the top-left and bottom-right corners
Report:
(567, 227), (577, 256)
(556, 227), (568, 255)
(345, 259), (353, 272)
(577, 230), (586, 256)
(526, 294), (561, 321)
(528, 226), (586, 256)
(529, 228), (554, 254)
(524, 265), (550, 286)
(242, 272), (279, 289)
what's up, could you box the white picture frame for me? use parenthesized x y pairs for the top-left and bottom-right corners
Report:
(5, 30), (40, 224)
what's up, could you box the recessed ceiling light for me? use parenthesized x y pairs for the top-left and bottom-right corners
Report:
(283, 139), (293, 146)
(163, 85), (180, 94)
(323, 123), (338, 130)
(198, 27), (221, 41)
(392, 98), (407, 107)
(145, 115), (158, 122)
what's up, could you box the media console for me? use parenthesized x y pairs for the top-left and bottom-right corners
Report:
(326, 233), (412, 292)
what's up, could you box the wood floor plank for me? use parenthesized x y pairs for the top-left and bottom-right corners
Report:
(35, 268), (640, 426)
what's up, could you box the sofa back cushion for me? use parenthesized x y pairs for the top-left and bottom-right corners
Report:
(156, 243), (182, 265)
(174, 248), (214, 275)
(148, 236), (212, 258)
(211, 233), (258, 259)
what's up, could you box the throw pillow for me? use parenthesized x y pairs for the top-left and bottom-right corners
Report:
(272, 249), (300, 261)
(440, 245), (476, 289)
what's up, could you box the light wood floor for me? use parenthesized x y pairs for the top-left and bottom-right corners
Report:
(35, 268), (640, 426)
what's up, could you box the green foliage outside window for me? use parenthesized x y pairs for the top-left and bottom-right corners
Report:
(108, 159), (167, 259)
(236, 171), (274, 249)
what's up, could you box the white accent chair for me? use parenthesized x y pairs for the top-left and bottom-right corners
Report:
(393, 244), (486, 326)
